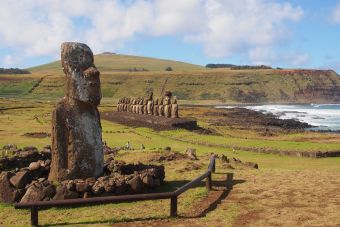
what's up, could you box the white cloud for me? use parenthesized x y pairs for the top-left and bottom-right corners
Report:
(0, 0), (304, 66)
(3, 55), (14, 66)
(331, 3), (340, 23)
(186, 0), (303, 58)
(249, 47), (309, 66)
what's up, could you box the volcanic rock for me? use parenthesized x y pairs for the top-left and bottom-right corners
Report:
(53, 185), (79, 200)
(128, 176), (144, 193)
(186, 148), (198, 160)
(0, 172), (16, 203)
(28, 162), (41, 171)
(9, 170), (31, 189)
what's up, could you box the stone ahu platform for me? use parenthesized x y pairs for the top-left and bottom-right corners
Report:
(102, 111), (198, 130)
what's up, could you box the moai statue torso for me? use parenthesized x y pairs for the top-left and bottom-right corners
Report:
(147, 92), (154, 115)
(133, 98), (137, 113)
(139, 98), (144, 114)
(163, 91), (172, 118)
(158, 99), (164, 116)
(143, 99), (148, 115)
(129, 98), (134, 112)
(171, 97), (179, 118)
(123, 97), (127, 112)
(117, 98), (122, 112)
(134, 98), (139, 113)
(49, 42), (103, 182)
(153, 99), (159, 116)
(128, 98), (132, 112)
(164, 96), (171, 118)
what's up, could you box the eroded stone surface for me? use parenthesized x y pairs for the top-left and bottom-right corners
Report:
(0, 172), (15, 203)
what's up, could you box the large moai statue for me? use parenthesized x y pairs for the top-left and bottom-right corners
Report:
(133, 98), (137, 113)
(123, 97), (128, 112)
(143, 99), (148, 115)
(171, 96), (179, 118)
(117, 98), (121, 112)
(153, 98), (159, 116)
(158, 99), (164, 116)
(128, 98), (132, 112)
(139, 98), (144, 114)
(147, 92), (154, 115)
(49, 42), (104, 182)
(163, 91), (172, 118)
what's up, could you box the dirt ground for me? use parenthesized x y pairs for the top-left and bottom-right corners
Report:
(112, 168), (340, 227)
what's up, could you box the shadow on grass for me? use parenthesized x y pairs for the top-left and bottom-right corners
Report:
(41, 174), (245, 226)
(182, 177), (245, 218)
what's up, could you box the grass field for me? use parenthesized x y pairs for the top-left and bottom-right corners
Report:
(1, 98), (340, 226)
(1, 54), (340, 226)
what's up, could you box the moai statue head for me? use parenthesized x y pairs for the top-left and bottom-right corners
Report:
(154, 98), (159, 105)
(159, 98), (163, 105)
(139, 98), (144, 105)
(172, 96), (177, 104)
(143, 98), (148, 105)
(164, 90), (172, 98)
(148, 92), (153, 101)
(61, 42), (101, 106)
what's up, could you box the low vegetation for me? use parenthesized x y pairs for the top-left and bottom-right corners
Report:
(0, 68), (30, 74)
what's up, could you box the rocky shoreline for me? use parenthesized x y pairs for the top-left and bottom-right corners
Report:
(206, 107), (312, 130)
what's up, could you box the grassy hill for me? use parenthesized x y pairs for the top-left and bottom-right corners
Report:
(28, 53), (204, 73)
(1, 54), (340, 104)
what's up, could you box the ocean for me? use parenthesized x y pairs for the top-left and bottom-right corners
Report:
(216, 104), (340, 131)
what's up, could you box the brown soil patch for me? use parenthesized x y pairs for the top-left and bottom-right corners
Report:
(177, 162), (203, 173)
(148, 152), (189, 162)
(23, 132), (51, 138)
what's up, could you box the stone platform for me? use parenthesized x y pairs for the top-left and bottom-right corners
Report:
(102, 111), (197, 130)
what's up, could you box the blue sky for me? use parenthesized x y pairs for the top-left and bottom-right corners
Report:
(0, 0), (339, 73)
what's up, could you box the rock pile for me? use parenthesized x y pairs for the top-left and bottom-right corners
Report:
(0, 158), (51, 203)
(220, 154), (259, 169)
(0, 145), (51, 171)
(0, 146), (165, 204)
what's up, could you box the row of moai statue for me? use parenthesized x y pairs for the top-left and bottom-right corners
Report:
(117, 92), (179, 118)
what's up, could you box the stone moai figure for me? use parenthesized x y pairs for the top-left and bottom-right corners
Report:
(49, 42), (104, 182)
(139, 98), (144, 114)
(153, 98), (159, 116)
(147, 92), (154, 115)
(143, 99), (148, 115)
(171, 96), (179, 118)
(128, 98), (132, 112)
(158, 99), (164, 116)
(163, 91), (172, 118)
(128, 98), (133, 112)
(133, 98), (137, 113)
(123, 97), (128, 112)
(117, 98), (121, 112)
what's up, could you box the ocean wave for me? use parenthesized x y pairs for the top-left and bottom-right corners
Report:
(217, 104), (340, 130)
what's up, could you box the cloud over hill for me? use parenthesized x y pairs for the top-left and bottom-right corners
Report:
(0, 0), (304, 67)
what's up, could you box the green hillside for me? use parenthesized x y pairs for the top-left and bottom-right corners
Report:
(1, 54), (340, 104)
(28, 53), (204, 73)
